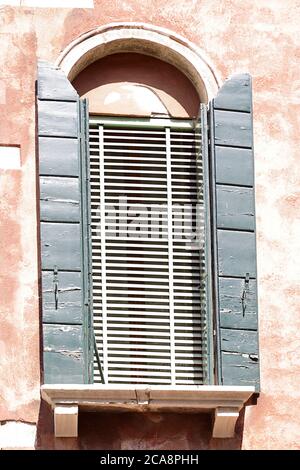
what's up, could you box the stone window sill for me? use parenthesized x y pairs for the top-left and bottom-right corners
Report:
(41, 384), (255, 438)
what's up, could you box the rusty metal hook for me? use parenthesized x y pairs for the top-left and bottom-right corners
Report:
(241, 272), (250, 317)
(53, 266), (58, 310)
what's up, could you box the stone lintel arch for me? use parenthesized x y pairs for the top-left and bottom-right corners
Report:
(56, 22), (220, 103)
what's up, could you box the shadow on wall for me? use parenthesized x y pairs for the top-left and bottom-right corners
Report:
(35, 401), (244, 450)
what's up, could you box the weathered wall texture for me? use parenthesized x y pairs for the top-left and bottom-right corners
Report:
(0, 0), (299, 450)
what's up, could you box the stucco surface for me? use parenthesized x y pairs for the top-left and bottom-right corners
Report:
(0, 0), (299, 449)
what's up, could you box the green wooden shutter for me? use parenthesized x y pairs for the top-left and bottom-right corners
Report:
(209, 74), (260, 390)
(37, 61), (91, 384)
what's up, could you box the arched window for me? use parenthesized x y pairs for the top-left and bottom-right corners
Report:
(72, 53), (209, 385)
(38, 24), (259, 437)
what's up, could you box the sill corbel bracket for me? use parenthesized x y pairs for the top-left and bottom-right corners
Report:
(41, 384), (254, 438)
(54, 405), (78, 438)
(213, 406), (240, 438)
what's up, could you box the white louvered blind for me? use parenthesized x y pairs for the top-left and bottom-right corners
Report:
(89, 117), (208, 385)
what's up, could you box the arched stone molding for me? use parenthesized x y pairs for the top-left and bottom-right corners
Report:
(56, 22), (220, 103)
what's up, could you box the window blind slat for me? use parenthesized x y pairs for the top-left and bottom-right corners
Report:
(90, 119), (207, 385)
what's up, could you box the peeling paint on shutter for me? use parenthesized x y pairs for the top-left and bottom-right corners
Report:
(37, 61), (90, 384)
(209, 74), (260, 390)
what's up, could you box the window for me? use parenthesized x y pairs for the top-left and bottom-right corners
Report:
(37, 61), (259, 391)
(37, 59), (260, 438)
(89, 117), (209, 385)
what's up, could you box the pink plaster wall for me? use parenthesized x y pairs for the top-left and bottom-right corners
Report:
(0, 0), (299, 450)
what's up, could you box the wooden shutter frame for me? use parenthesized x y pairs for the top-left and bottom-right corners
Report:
(37, 61), (92, 384)
(200, 104), (214, 385)
(208, 74), (260, 391)
(79, 98), (94, 383)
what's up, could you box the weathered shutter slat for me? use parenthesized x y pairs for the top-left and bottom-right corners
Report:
(214, 110), (252, 148)
(42, 271), (82, 324)
(40, 176), (80, 222)
(222, 353), (258, 385)
(215, 147), (254, 186)
(43, 324), (84, 353)
(217, 230), (257, 277)
(38, 101), (78, 137)
(43, 353), (84, 384)
(216, 185), (254, 230)
(38, 61), (79, 101)
(213, 75), (251, 112)
(39, 137), (79, 177)
(219, 278), (257, 330)
(220, 329), (258, 354)
(37, 61), (90, 384)
(40, 222), (81, 270)
(210, 73), (260, 390)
